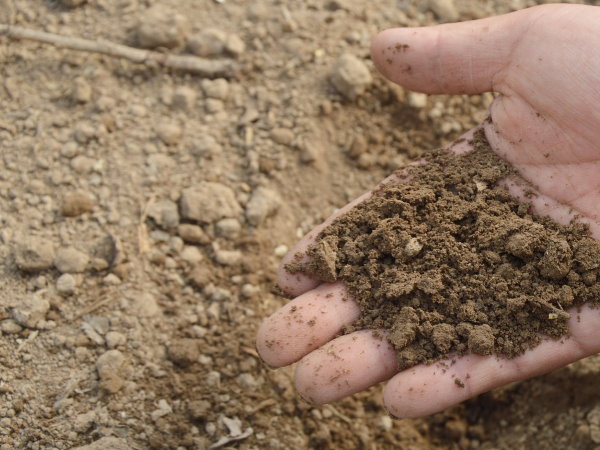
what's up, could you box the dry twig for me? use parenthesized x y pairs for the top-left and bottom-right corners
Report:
(0, 24), (238, 77)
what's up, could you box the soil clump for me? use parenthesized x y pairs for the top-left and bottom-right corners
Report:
(294, 132), (600, 370)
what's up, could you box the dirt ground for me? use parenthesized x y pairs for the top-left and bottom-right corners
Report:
(1, 0), (600, 449)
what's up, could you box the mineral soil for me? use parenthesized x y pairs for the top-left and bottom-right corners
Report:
(294, 132), (600, 370)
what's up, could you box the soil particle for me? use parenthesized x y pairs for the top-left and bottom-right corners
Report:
(11, 293), (49, 328)
(147, 199), (180, 230)
(294, 132), (600, 369)
(167, 338), (200, 367)
(136, 6), (188, 49)
(330, 53), (373, 100)
(178, 224), (210, 244)
(54, 246), (89, 274)
(61, 191), (95, 217)
(180, 182), (241, 224)
(14, 237), (55, 273)
(245, 187), (281, 226)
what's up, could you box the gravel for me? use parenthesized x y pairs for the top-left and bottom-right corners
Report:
(180, 182), (241, 224)
(54, 247), (89, 273)
(330, 53), (373, 100)
(14, 237), (55, 273)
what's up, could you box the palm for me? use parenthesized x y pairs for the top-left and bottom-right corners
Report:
(257, 4), (600, 418)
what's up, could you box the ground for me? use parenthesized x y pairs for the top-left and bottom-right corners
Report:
(1, 0), (599, 449)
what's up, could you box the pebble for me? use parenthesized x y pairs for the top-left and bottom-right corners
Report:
(215, 218), (241, 239)
(131, 292), (160, 318)
(236, 373), (258, 389)
(171, 86), (197, 111)
(404, 238), (423, 258)
(95, 349), (126, 394)
(12, 293), (50, 328)
(408, 92), (428, 109)
(56, 273), (77, 295)
(157, 122), (183, 146)
(0, 319), (23, 334)
(136, 6), (187, 49)
(201, 78), (229, 100)
(14, 237), (55, 273)
(61, 0), (86, 7)
(151, 399), (173, 422)
(167, 338), (200, 367)
(226, 33), (245, 57)
(54, 247), (89, 273)
(188, 400), (211, 420)
(427, 0), (459, 22)
(378, 415), (393, 432)
(588, 405), (600, 443)
(72, 437), (130, 450)
(191, 134), (222, 158)
(240, 283), (260, 299)
(188, 29), (227, 57)
(81, 322), (105, 346)
(180, 182), (241, 224)
(147, 199), (180, 229)
(178, 224), (210, 245)
(103, 273), (121, 286)
(188, 265), (211, 289)
(73, 122), (97, 144)
(70, 155), (96, 174)
(105, 331), (126, 349)
(206, 371), (221, 387)
(245, 187), (281, 226)
(270, 128), (294, 146)
(330, 53), (372, 100)
(61, 190), (95, 217)
(205, 99), (224, 114)
(180, 246), (204, 264)
(72, 77), (92, 103)
(214, 247), (242, 266)
(274, 244), (288, 257)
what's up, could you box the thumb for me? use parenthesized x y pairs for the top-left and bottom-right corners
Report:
(371, 6), (545, 95)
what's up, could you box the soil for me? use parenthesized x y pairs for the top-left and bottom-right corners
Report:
(1, 0), (600, 449)
(298, 131), (600, 369)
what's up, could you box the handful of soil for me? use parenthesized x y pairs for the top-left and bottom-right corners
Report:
(288, 132), (600, 370)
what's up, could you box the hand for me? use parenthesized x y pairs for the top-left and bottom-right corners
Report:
(256, 4), (600, 418)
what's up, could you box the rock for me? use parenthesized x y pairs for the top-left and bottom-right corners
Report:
(55, 247), (89, 273)
(404, 238), (423, 258)
(157, 122), (183, 145)
(151, 399), (172, 422)
(14, 237), (55, 273)
(215, 218), (241, 239)
(131, 292), (160, 317)
(188, 265), (212, 289)
(274, 244), (288, 257)
(180, 182), (241, 224)
(72, 77), (92, 103)
(96, 350), (126, 394)
(73, 411), (95, 433)
(12, 293), (50, 328)
(188, 29), (227, 57)
(201, 78), (229, 100)
(188, 400), (211, 420)
(213, 245), (242, 266)
(407, 92), (428, 109)
(147, 200), (180, 229)
(60, 0), (86, 7)
(167, 338), (200, 366)
(136, 6), (187, 49)
(206, 371), (221, 387)
(171, 86), (197, 111)
(56, 273), (77, 295)
(270, 128), (294, 146)
(191, 134), (222, 158)
(330, 53), (372, 100)
(61, 190), (95, 217)
(226, 33), (245, 57)
(72, 437), (130, 450)
(427, 0), (459, 22)
(103, 273), (121, 286)
(348, 135), (368, 159)
(178, 224), (210, 245)
(105, 331), (126, 349)
(245, 187), (281, 226)
(180, 246), (204, 265)
(240, 283), (260, 299)
(236, 373), (258, 389)
(0, 319), (22, 334)
(71, 155), (95, 173)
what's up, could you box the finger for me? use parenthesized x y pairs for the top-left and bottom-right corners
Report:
(277, 192), (373, 297)
(256, 283), (360, 367)
(384, 304), (600, 418)
(295, 330), (398, 405)
(371, 6), (542, 95)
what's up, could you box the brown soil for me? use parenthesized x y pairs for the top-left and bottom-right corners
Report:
(297, 131), (600, 369)
(2, 1), (600, 449)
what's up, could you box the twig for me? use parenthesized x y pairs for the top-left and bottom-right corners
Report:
(0, 24), (238, 78)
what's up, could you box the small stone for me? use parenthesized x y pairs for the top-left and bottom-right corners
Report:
(55, 247), (89, 273)
(0, 319), (22, 334)
(191, 135), (222, 158)
(61, 0), (86, 7)
(73, 411), (95, 433)
(105, 331), (126, 349)
(178, 224), (210, 244)
(74, 122), (97, 144)
(171, 86), (197, 111)
(96, 350), (126, 394)
(151, 399), (173, 422)
(225, 33), (245, 57)
(188, 266), (212, 289)
(167, 338), (200, 367)
(147, 199), (180, 229)
(206, 371), (221, 387)
(56, 273), (77, 295)
(72, 437), (130, 450)
(214, 248), (242, 266)
(136, 6), (187, 49)
(103, 273), (121, 286)
(236, 373), (258, 389)
(180, 246), (204, 265)
(180, 182), (241, 224)
(330, 53), (372, 100)
(274, 244), (288, 257)
(245, 187), (281, 226)
(201, 78), (229, 100)
(348, 135), (368, 159)
(188, 29), (227, 57)
(12, 293), (50, 328)
(240, 283), (260, 299)
(404, 238), (423, 258)
(215, 218), (241, 239)
(427, 0), (459, 22)
(61, 191), (95, 217)
(407, 92), (428, 109)
(72, 77), (93, 103)
(270, 128), (294, 146)
(15, 237), (55, 273)
(131, 292), (160, 317)
(356, 152), (376, 169)
(157, 122), (183, 145)
(188, 400), (211, 420)
(378, 415), (393, 432)
(205, 99), (224, 114)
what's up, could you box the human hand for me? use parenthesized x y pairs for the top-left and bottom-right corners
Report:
(256, 4), (600, 418)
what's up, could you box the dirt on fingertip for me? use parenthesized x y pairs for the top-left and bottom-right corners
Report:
(292, 130), (600, 370)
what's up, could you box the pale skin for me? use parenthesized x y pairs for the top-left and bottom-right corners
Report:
(256, 4), (600, 418)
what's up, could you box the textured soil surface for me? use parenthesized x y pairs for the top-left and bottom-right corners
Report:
(1, 1), (600, 449)
(298, 131), (600, 369)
